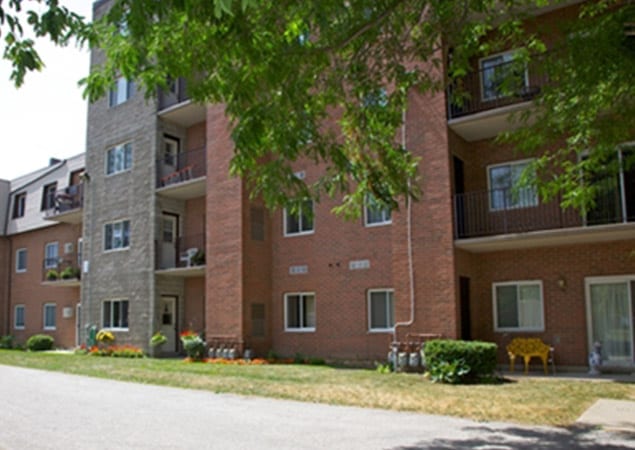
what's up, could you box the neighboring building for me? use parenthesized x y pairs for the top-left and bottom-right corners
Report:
(0, 155), (85, 348)
(3, 1), (632, 370)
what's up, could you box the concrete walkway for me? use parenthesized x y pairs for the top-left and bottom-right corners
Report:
(577, 399), (635, 433)
(1, 365), (634, 450)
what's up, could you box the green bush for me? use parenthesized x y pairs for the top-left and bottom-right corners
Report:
(26, 334), (54, 351)
(0, 335), (14, 349)
(424, 339), (497, 384)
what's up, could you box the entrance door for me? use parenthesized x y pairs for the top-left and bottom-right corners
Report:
(160, 296), (177, 353)
(587, 278), (634, 364)
(459, 277), (471, 340)
(161, 136), (180, 180)
(75, 303), (81, 347)
(160, 214), (178, 269)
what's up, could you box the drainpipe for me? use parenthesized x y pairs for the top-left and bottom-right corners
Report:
(392, 107), (416, 346)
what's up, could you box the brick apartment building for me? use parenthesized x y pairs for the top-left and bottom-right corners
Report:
(1, 0), (633, 370)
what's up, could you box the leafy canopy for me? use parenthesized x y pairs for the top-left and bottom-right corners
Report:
(2, 0), (633, 216)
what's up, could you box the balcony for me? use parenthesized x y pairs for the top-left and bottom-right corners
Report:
(157, 78), (206, 127)
(447, 56), (548, 141)
(43, 184), (83, 224)
(454, 180), (635, 252)
(155, 234), (205, 277)
(156, 147), (207, 199)
(42, 258), (81, 287)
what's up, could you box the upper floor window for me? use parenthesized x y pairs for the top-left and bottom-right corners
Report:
(364, 194), (392, 227)
(109, 77), (134, 107)
(41, 182), (57, 211)
(106, 143), (133, 175)
(284, 200), (314, 236)
(479, 50), (528, 101)
(368, 289), (395, 332)
(15, 248), (27, 273)
(104, 220), (131, 251)
(44, 242), (59, 269)
(493, 281), (544, 332)
(12, 192), (26, 218)
(488, 159), (537, 211)
(284, 292), (316, 332)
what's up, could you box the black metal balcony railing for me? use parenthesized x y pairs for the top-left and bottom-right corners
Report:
(454, 180), (633, 239)
(447, 57), (549, 120)
(157, 78), (190, 111)
(42, 258), (81, 282)
(44, 184), (83, 216)
(156, 147), (207, 189)
(155, 234), (206, 270)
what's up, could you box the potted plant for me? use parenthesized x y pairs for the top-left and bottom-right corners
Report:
(150, 331), (168, 349)
(60, 266), (80, 280)
(179, 330), (206, 361)
(46, 269), (59, 281)
(190, 250), (205, 266)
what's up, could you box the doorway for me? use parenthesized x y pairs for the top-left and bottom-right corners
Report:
(586, 277), (634, 365)
(160, 213), (178, 269)
(160, 296), (178, 353)
(459, 276), (471, 340)
(161, 135), (180, 181)
(453, 156), (466, 238)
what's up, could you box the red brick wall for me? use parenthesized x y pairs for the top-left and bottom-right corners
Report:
(469, 239), (635, 366)
(205, 104), (244, 341)
(0, 237), (9, 335)
(184, 277), (205, 332)
(9, 223), (82, 348)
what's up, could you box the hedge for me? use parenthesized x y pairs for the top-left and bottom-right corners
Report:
(424, 339), (497, 384)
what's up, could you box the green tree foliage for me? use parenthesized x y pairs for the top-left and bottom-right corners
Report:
(2, 0), (633, 215)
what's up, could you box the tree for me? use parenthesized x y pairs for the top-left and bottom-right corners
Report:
(3, 0), (634, 216)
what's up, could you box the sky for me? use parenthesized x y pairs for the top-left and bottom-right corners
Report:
(0, 0), (93, 181)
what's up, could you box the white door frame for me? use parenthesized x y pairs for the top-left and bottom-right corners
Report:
(159, 295), (178, 353)
(585, 275), (635, 364)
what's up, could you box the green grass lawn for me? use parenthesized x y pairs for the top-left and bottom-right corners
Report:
(0, 350), (633, 426)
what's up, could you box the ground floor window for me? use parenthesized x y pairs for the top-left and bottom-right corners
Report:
(493, 281), (544, 332)
(103, 299), (129, 330)
(43, 303), (56, 330)
(368, 289), (394, 331)
(14, 305), (25, 329)
(284, 293), (315, 331)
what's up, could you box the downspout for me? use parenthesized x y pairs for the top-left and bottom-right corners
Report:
(393, 107), (416, 344)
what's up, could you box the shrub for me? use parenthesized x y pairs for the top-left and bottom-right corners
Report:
(60, 266), (80, 279)
(45, 269), (59, 281)
(0, 335), (14, 349)
(180, 331), (205, 361)
(88, 344), (144, 358)
(424, 339), (497, 384)
(26, 334), (54, 351)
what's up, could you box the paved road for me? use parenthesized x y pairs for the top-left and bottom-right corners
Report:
(0, 365), (633, 450)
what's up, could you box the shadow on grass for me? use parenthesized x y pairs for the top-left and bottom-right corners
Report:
(392, 424), (634, 450)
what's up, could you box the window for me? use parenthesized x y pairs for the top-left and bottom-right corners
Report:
(488, 160), (537, 210)
(15, 248), (27, 273)
(106, 143), (133, 175)
(368, 289), (395, 331)
(284, 293), (316, 331)
(364, 195), (392, 226)
(284, 200), (314, 236)
(12, 193), (26, 218)
(104, 220), (131, 251)
(44, 242), (59, 269)
(41, 182), (57, 211)
(102, 300), (129, 330)
(479, 50), (528, 101)
(43, 303), (56, 330)
(109, 77), (134, 106)
(14, 305), (25, 330)
(493, 281), (544, 332)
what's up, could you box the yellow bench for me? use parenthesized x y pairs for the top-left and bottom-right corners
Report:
(506, 338), (554, 374)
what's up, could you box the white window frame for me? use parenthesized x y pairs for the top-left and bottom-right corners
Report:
(44, 242), (59, 269)
(102, 299), (129, 331)
(104, 219), (131, 252)
(368, 289), (395, 332)
(364, 195), (392, 227)
(14, 305), (25, 330)
(15, 248), (27, 273)
(479, 49), (529, 101)
(105, 142), (133, 176)
(492, 280), (544, 332)
(283, 200), (315, 237)
(43, 303), (57, 330)
(487, 158), (538, 211)
(109, 76), (133, 107)
(284, 292), (316, 332)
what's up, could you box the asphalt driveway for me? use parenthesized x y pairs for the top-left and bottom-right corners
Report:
(0, 365), (633, 450)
